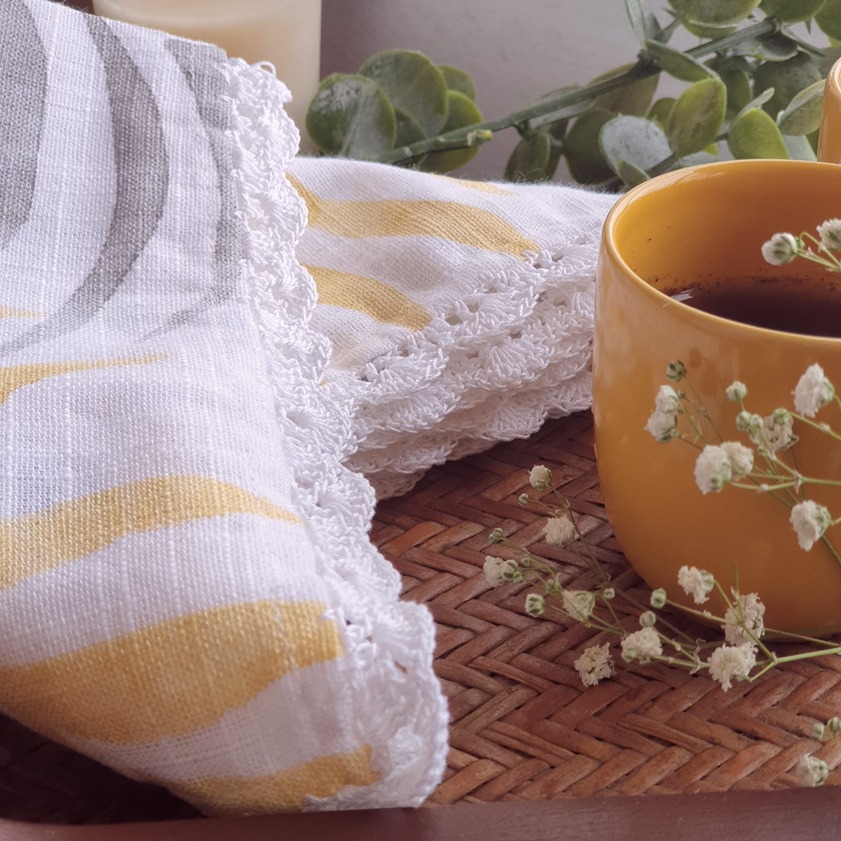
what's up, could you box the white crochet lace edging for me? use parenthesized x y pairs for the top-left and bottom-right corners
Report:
(223, 59), (448, 810)
(331, 237), (603, 489)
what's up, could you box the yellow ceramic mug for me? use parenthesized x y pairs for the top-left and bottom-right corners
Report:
(592, 160), (841, 635)
(818, 57), (841, 163)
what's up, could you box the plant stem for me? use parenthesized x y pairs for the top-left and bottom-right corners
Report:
(377, 18), (780, 164)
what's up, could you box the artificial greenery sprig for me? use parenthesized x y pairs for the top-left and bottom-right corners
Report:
(307, 0), (841, 187)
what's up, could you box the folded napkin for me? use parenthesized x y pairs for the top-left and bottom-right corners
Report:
(0, 0), (446, 816)
(289, 159), (617, 498)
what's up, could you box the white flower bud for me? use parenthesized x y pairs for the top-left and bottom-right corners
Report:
(761, 232), (799, 266)
(817, 218), (841, 252)
(639, 610), (657, 628)
(725, 381), (748, 402)
(666, 360), (686, 382)
(525, 593), (545, 617)
(529, 465), (552, 489)
(650, 588), (667, 608)
(790, 500), (832, 551)
(812, 722), (826, 741)
(518, 493), (530, 506)
(828, 716), (841, 735)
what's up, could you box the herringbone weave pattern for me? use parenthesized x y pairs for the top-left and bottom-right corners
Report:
(374, 412), (841, 803)
(1, 411), (840, 821)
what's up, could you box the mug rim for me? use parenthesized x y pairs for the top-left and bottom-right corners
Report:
(601, 159), (841, 348)
(830, 56), (841, 99)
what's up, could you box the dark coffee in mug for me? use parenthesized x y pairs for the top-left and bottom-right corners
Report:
(663, 276), (841, 338)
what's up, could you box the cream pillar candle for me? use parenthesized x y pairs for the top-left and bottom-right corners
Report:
(91, 0), (321, 149)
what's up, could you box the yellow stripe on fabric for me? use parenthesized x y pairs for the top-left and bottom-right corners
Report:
(0, 600), (342, 744)
(306, 264), (431, 331)
(0, 306), (42, 318)
(446, 176), (512, 195)
(0, 475), (302, 589)
(288, 175), (538, 257)
(169, 746), (379, 815)
(0, 356), (156, 406)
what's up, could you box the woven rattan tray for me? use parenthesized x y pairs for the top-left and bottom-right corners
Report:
(1, 410), (839, 823)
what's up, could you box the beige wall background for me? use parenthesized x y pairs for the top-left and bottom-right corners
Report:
(320, 0), (642, 179)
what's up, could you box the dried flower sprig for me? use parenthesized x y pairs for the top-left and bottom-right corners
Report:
(483, 465), (841, 783)
(646, 362), (841, 565)
(762, 220), (841, 273)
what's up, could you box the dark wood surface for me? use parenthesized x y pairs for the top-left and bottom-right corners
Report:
(1, 787), (840, 841)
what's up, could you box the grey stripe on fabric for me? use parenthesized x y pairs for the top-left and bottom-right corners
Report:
(0, 0), (48, 251)
(154, 39), (240, 332)
(2, 14), (169, 354)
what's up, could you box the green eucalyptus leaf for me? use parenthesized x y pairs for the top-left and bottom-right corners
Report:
(682, 19), (737, 37)
(753, 33), (800, 61)
(393, 109), (427, 168)
(625, 0), (660, 41)
(727, 108), (791, 158)
(707, 55), (752, 114)
(505, 132), (553, 182)
(421, 90), (484, 173)
(646, 96), (677, 129)
(760, 0), (826, 22)
(816, 46), (841, 77)
(564, 109), (616, 185)
(734, 87), (776, 119)
(591, 63), (661, 115)
(600, 115), (671, 178)
(617, 159), (651, 187)
(776, 78), (825, 134)
(440, 65), (477, 101)
(644, 39), (717, 82)
(666, 77), (727, 157)
(816, 0), (841, 38)
(359, 49), (449, 136)
(306, 73), (396, 159)
(752, 53), (823, 118)
(783, 132), (818, 159)
(668, 0), (761, 25)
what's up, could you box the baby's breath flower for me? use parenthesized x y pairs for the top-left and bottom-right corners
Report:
(751, 410), (795, 454)
(483, 555), (521, 586)
(544, 515), (576, 547)
(829, 717), (841, 735)
(694, 445), (732, 494)
(639, 610), (656, 628)
(518, 493), (530, 506)
(677, 566), (714, 604)
(707, 643), (757, 691)
(722, 592), (766, 645)
(725, 381), (748, 402)
(574, 642), (615, 687)
(525, 593), (545, 617)
(654, 384), (680, 414)
(817, 218), (841, 252)
(621, 627), (663, 664)
(650, 588), (667, 608)
(796, 755), (829, 787)
(645, 409), (677, 442)
(529, 465), (552, 489)
(666, 360), (686, 382)
(735, 411), (762, 435)
(601, 587), (616, 600)
(562, 589), (595, 622)
(761, 232), (799, 266)
(793, 364), (835, 418)
(488, 527), (505, 543)
(790, 500), (832, 551)
(812, 722), (827, 741)
(721, 441), (754, 480)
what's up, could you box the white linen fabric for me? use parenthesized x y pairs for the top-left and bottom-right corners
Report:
(289, 158), (617, 498)
(0, 0), (447, 816)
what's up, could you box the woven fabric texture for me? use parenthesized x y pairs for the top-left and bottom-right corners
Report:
(0, 0), (447, 816)
(289, 158), (617, 498)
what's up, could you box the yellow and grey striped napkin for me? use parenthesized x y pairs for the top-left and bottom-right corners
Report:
(0, 0), (446, 816)
(289, 158), (617, 498)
